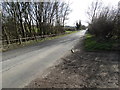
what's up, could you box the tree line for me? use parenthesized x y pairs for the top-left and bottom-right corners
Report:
(87, 0), (120, 41)
(75, 20), (86, 30)
(2, 1), (70, 45)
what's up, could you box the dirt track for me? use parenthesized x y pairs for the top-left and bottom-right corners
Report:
(26, 37), (120, 88)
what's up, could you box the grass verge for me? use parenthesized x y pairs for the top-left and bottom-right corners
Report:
(1, 30), (79, 52)
(84, 33), (120, 51)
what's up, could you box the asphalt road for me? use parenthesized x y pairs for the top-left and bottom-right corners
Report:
(1, 30), (86, 88)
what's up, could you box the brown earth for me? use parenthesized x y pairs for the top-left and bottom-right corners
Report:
(26, 37), (120, 88)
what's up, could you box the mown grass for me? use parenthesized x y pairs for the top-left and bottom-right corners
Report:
(84, 33), (119, 51)
(1, 30), (79, 52)
(65, 30), (73, 33)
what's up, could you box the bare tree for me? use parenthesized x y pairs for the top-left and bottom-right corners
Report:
(2, 1), (71, 45)
(87, 0), (120, 40)
(87, 0), (103, 22)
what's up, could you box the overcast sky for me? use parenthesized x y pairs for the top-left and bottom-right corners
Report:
(64, 0), (120, 26)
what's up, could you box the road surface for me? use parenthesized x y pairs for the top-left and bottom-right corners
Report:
(1, 30), (86, 88)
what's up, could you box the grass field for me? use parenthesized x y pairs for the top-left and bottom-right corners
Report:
(84, 33), (119, 51)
